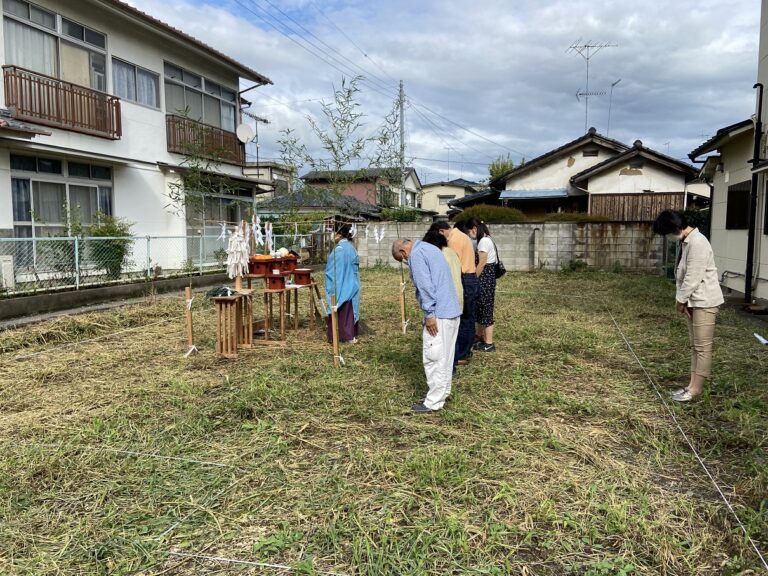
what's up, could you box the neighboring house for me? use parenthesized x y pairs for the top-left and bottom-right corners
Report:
(0, 0), (273, 247)
(253, 188), (381, 221)
(450, 128), (701, 222)
(300, 167), (423, 209)
(571, 139), (701, 221)
(244, 161), (293, 198)
(690, 118), (764, 300)
(420, 178), (480, 216)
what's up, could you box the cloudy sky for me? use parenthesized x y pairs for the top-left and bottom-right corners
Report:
(129, 0), (760, 183)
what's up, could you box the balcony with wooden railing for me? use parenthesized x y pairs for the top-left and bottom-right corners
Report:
(166, 114), (244, 166)
(3, 65), (121, 140)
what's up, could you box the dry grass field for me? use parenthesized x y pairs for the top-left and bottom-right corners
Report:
(0, 269), (766, 575)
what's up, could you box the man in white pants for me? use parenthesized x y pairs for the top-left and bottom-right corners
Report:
(392, 238), (461, 413)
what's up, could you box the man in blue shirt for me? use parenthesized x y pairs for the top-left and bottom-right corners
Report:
(392, 238), (462, 413)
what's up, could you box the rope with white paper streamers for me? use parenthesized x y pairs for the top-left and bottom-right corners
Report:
(225, 227), (249, 279)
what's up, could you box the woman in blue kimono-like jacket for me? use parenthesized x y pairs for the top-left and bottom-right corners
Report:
(325, 225), (360, 343)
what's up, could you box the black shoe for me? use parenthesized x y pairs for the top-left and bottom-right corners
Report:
(472, 341), (485, 351)
(477, 343), (496, 352)
(411, 402), (437, 414)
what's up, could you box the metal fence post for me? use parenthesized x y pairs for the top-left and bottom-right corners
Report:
(199, 232), (204, 276)
(146, 236), (151, 278)
(74, 236), (80, 290)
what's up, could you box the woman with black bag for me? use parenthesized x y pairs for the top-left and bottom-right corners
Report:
(473, 222), (499, 352)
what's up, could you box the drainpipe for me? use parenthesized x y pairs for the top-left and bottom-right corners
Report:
(746, 83), (763, 304)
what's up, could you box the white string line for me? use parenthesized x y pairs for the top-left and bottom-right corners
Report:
(12, 318), (174, 361)
(167, 551), (350, 576)
(605, 307), (768, 570)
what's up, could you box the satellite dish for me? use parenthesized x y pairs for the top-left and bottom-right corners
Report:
(236, 123), (255, 144)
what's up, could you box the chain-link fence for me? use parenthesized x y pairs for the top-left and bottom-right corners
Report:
(0, 232), (323, 296)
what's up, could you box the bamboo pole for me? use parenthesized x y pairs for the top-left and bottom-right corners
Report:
(331, 295), (340, 368)
(185, 287), (194, 347)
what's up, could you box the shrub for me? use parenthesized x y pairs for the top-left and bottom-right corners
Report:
(380, 207), (422, 222)
(682, 208), (710, 238)
(87, 214), (133, 279)
(542, 212), (610, 222)
(453, 204), (526, 224)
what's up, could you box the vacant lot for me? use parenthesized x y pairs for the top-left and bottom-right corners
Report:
(0, 270), (766, 575)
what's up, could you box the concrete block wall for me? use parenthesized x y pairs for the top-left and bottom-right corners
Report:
(356, 221), (664, 273)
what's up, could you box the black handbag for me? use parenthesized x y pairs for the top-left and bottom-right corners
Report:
(492, 240), (506, 278)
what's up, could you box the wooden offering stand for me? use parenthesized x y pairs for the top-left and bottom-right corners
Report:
(212, 276), (254, 358)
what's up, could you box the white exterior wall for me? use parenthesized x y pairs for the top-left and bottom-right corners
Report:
(402, 171), (421, 207)
(506, 146), (619, 191)
(421, 183), (468, 215)
(587, 164), (685, 194)
(710, 134), (753, 296)
(1, 0), (257, 238)
(755, 0), (768, 301)
(685, 181), (711, 199)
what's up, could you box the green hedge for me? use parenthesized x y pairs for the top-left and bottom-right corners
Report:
(453, 204), (526, 224)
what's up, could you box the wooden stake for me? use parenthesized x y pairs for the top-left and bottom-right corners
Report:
(331, 295), (340, 368)
(399, 263), (407, 335)
(185, 287), (194, 346)
(399, 283), (407, 335)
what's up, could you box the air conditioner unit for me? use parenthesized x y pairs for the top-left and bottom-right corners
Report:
(0, 255), (15, 290)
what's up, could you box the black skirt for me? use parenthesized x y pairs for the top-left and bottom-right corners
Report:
(475, 264), (496, 326)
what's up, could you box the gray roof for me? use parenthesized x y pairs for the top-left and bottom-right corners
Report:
(688, 119), (753, 161)
(489, 127), (629, 189)
(257, 188), (382, 219)
(448, 188), (499, 208)
(0, 109), (51, 136)
(301, 167), (417, 183)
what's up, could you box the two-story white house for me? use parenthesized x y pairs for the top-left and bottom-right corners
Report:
(0, 0), (273, 248)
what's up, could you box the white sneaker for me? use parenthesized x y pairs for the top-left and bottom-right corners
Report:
(672, 389), (694, 402)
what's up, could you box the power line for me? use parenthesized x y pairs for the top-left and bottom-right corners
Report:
(409, 99), (530, 159)
(409, 101), (492, 159)
(236, 0), (398, 100)
(309, 0), (399, 85)
(254, 0), (399, 98)
(231, 0), (397, 102)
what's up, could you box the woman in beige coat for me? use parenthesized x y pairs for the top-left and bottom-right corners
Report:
(653, 210), (724, 402)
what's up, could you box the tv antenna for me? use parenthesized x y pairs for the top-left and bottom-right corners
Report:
(567, 39), (618, 132)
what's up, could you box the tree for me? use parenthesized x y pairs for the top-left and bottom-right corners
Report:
(164, 110), (245, 227)
(489, 153), (515, 182)
(277, 76), (404, 216)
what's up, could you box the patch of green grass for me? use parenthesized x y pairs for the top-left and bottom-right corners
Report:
(0, 269), (766, 574)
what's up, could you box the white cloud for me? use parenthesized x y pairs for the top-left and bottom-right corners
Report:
(126, 0), (760, 183)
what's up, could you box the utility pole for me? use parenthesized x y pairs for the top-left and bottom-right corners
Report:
(444, 146), (454, 180)
(399, 80), (406, 207)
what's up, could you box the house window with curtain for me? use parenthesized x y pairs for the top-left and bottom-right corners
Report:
(112, 58), (160, 108)
(164, 61), (238, 131)
(11, 154), (114, 240)
(2, 0), (108, 92)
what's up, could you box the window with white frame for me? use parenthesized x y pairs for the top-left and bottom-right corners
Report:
(3, 0), (107, 91)
(185, 188), (254, 231)
(112, 58), (160, 108)
(11, 154), (114, 238)
(438, 195), (455, 205)
(164, 62), (237, 131)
